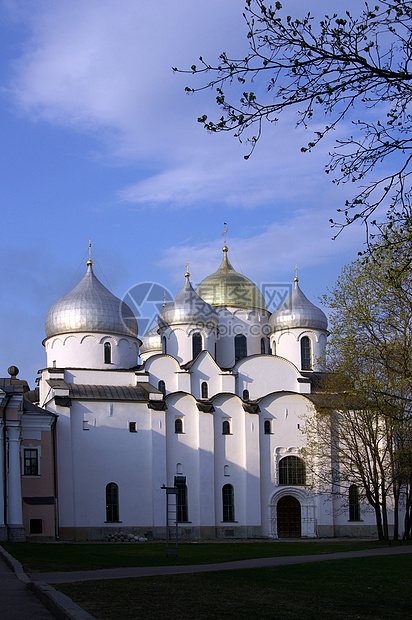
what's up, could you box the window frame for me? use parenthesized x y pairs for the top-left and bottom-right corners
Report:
(175, 418), (183, 434)
(222, 484), (235, 522)
(105, 482), (119, 523)
(349, 484), (361, 521)
(300, 336), (312, 370)
(104, 342), (112, 364)
(222, 420), (231, 435)
(174, 476), (188, 522)
(192, 332), (202, 359)
(234, 334), (247, 363)
(201, 381), (208, 399)
(279, 455), (306, 486)
(23, 448), (39, 476)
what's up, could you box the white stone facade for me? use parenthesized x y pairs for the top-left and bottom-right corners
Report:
(32, 249), (384, 540)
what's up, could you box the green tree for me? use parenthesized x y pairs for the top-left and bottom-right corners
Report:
(304, 228), (412, 539)
(178, 1), (412, 241)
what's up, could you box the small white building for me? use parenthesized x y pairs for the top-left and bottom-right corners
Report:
(3, 245), (383, 540)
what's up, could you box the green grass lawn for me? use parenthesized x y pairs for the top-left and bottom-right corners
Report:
(1, 539), (399, 572)
(55, 554), (412, 620)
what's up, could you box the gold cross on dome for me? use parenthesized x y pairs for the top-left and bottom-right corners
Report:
(87, 238), (94, 266)
(294, 264), (299, 281)
(222, 222), (229, 245)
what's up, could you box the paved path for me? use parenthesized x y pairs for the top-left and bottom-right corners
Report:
(30, 544), (412, 584)
(0, 557), (55, 620)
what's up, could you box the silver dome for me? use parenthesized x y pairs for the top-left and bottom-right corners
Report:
(269, 280), (327, 332)
(45, 264), (138, 339)
(140, 324), (162, 353)
(159, 275), (218, 328)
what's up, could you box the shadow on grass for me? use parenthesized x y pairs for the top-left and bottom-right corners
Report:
(1, 540), (398, 572)
(56, 554), (412, 620)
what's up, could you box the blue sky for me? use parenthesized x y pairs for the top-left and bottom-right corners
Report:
(0, 0), (367, 383)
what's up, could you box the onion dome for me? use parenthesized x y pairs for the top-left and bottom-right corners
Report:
(45, 263), (138, 339)
(269, 278), (327, 332)
(196, 246), (267, 311)
(158, 272), (218, 328)
(139, 324), (162, 354)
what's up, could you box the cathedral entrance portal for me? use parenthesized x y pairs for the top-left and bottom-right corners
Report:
(277, 496), (301, 538)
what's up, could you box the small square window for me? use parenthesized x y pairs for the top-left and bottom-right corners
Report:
(129, 422), (137, 433)
(30, 519), (43, 534)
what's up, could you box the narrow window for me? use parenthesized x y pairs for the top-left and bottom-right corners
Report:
(162, 336), (167, 354)
(224, 465), (230, 477)
(24, 449), (39, 476)
(176, 463), (183, 474)
(175, 418), (183, 434)
(271, 340), (276, 355)
(192, 333), (202, 358)
(174, 476), (188, 522)
(222, 484), (235, 522)
(104, 342), (111, 364)
(243, 389), (250, 401)
(158, 380), (166, 396)
(106, 483), (119, 522)
(279, 456), (306, 486)
(129, 422), (137, 433)
(201, 381), (208, 399)
(234, 334), (247, 363)
(301, 336), (312, 370)
(264, 420), (271, 434)
(349, 484), (360, 521)
(260, 338), (266, 354)
(222, 420), (230, 435)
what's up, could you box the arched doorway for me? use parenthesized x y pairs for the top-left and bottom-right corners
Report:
(277, 495), (301, 538)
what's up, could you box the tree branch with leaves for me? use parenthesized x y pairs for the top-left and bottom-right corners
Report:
(177, 0), (412, 242)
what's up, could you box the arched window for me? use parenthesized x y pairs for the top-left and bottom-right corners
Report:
(158, 380), (166, 396)
(174, 476), (188, 522)
(222, 484), (235, 522)
(162, 336), (167, 354)
(271, 340), (276, 356)
(176, 463), (183, 474)
(192, 333), (202, 359)
(175, 418), (183, 434)
(234, 334), (247, 363)
(301, 336), (312, 370)
(349, 484), (360, 521)
(224, 465), (230, 477)
(264, 420), (271, 434)
(243, 389), (250, 400)
(279, 456), (306, 486)
(201, 381), (208, 399)
(104, 342), (111, 364)
(222, 420), (230, 435)
(106, 483), (119, 522)
(260, 338), (266, 354)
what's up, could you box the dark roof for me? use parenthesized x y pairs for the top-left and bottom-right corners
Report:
(69, 384), (148, 401)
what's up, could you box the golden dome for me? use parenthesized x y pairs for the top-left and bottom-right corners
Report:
(196, 247), (267, 311)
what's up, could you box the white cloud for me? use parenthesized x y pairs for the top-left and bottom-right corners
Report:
(157, 207), (365, 288)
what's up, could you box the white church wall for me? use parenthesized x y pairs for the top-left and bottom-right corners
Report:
(214, 307), (270, 368)
(45, 333), (139, 370)
(273, 329), (327, 372)
(143, 355), (181, 394)
(56, 399), (161, 539)
(165, 393), (215, 537)
(236, 356), (306, 399)
(212, 395), (261, 537)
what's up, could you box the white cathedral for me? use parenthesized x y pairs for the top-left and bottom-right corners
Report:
(0, 244), (380, 541)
